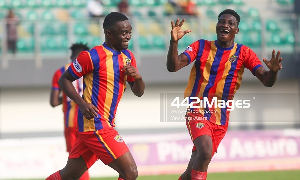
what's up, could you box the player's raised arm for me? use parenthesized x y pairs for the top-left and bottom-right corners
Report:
(123, 65), (145, 97)
(255, 49), (283, 87)
(167, 18), (191, 72)
(59, 70), (98, 119)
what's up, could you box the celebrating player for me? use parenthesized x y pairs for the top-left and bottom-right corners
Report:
(166, 9), (283, 180)
(50, 43), (90, 179)
(46, 12), (145, 180)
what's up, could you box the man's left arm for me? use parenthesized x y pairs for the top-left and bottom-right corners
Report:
(255, 50), (283, 87)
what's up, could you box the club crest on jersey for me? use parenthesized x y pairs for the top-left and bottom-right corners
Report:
(196, 122), (205, 129)
(125, 58), (131, 66)
(73, 59), (82, 72)
(186, 46), (193, 52)
(114, 135), (124, 143)
(229, 55), (238, 63)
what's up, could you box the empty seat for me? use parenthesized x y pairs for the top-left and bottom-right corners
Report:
(238, 21), (249, 32)
(267, 33), (282, 46)
(102, 0), (119, 7)
(283, 33), (295, 45)
(10, 0), (23, 8)
(251, 20), (262, 32)
(138, 36), (151, 49)
(41, 0), (53, 7)
(70, 9), (86, 19)
(71, 0), (85, 7)
(151, 35), (165, 49)
(266, 20), (280, 32)
(56, 0), (70, 8)
(27, 11), (39, 21)
(73, 23), (89, 35)
(247, 8), (260, 18)
(40, 23), (56, 35)
(26, 0), (40, 8)
(42, 10), (55, 20)
(41, 37), (59, 51)
(0, 1), (9, 9)
(129, 0), (143, 6)
(17, 38), (34, 52)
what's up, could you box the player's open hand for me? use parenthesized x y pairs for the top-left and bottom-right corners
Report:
(171, 18), (192, 42)
(263, 50), (283, 72)
(79, 101), (98, 119)
(122, 65), (142, 80)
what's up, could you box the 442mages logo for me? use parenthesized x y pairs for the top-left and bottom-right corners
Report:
(170, 97), (251, 111)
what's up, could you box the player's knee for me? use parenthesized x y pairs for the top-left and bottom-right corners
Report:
(122, 166), (138, 180)
(197, 149), (212, 163)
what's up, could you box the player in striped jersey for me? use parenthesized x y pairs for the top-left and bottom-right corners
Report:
(50, 42), (90, 180)
(46, 12), (145, 180)
(167, 9), (283, 180)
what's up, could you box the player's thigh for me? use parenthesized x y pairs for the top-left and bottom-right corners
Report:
(194, 135), (213, 158)
(108, 150), (137, 175)
(62, 156), (88, 176)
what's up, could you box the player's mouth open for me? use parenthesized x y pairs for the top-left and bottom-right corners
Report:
(123, 41), (129, 46)
(220, 29), (230, 36)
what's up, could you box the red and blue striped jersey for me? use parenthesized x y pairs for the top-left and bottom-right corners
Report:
(68, 43), (137, 132)
(52, 63), (83, 128)
(183, 39), (262, 125)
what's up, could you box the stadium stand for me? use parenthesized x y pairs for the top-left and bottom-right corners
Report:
(0, 0), (297, 54)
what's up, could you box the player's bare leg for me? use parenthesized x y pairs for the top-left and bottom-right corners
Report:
(191, 135), (213, 180)
(108, 151), (138, 180)
(179, 151), (197, 180)
(59, 156), (88, 180)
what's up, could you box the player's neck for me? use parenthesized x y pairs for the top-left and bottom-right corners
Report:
(216, 39), (234, 49)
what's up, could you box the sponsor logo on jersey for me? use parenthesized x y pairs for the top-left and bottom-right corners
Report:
(196, 122), (205, 129)
(73, 59), (82, 72)
(114, 135), (124, 143)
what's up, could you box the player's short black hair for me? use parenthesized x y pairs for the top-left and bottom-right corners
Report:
(103, 12), (129, 30)
(69, 42), (89, 53)
(218, 9), (240, 25)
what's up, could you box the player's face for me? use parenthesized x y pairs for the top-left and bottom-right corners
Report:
(216, 14), (239, 43)
(109, 20), (132, 51)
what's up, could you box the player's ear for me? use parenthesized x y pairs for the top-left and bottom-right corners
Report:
(105, 29), (113, 39)
(236, 26), (239, 34)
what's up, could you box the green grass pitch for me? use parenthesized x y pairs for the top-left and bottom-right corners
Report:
(93, 170), (300, 180)
(6, 170), (300, 180)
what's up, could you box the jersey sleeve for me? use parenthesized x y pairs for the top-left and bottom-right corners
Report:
(182, 40), (200, 64)
(127, 53), (138, 83)
(51, 69), (62, 90)
(68, 51), (94, 79)
(242, 47), (263, 75)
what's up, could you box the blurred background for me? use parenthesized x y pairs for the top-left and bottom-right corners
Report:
(0, 0), (300, 179)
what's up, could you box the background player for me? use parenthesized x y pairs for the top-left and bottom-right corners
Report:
(166, 9), (283, 180)
(46, 12), (145, 180)
(50, 42), (90, 180)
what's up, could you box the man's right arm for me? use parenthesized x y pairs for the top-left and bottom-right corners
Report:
(167, 18), (191, 72)
(59, 70), (98, 119)
(167, 40), (189, 72)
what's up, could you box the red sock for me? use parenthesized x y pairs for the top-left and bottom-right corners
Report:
(178, 176), (182, 180)
(191, 169), (207, 180)
(79, 170), (90, 180)
(118, 178), (124, 180)
(46, 171), (62, 180)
